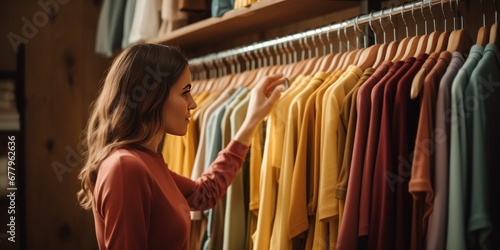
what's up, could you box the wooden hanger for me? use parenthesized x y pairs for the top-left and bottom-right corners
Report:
(476, 0), (490, 47)
(371, 10), (388, 69)
(424, 2), (440, 54)
(394, 4), (419, 62)
(446, 0), (473, 54)
(392, 5), (413, 62)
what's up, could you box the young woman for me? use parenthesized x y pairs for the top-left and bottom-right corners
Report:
(77, 43), (285, 249)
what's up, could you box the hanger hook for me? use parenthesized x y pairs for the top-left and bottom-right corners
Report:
(298, 36), (305, 61)
(317, 28), (326, 56)
(401, 3), (409, 37)
(420, 1), (427, 35)
(279, 42), (287, 65)
(337, 25), (342, 53)
(441, 0), (447, 32)
(287, 38), (297, 63)
(495, 0), (498, 23)
(428, 1), (436, 32)
(326, 26), (333, 54)
(388, 5), (396, 42)
(310, 31), (318, 57)
(448, 0), (456, 30)
(356, 16), (367, 48)
(343, 21), (350, 51)
(411, 3), (418, 36)
(265, 46), (273, 66)
(369, 11), (377, 45)
(283, 38), (292, 65)
(378, 9), (386, 44)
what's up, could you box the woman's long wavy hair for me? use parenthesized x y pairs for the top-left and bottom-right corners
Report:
(77, 44), (188, 210)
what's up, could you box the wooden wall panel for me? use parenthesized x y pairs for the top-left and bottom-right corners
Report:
(1, 0), (111, 249)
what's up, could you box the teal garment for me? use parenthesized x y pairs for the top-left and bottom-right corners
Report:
(223, 90), (251, 250)
(95, 0), (127, 57)
(447, 45), (484, 250)
(121, 0), (136, 49)
(203, 87), (246, 250)
(465, 43), (500, 249)
(427, 52), (465, 250)
(212, 0), (234, 17)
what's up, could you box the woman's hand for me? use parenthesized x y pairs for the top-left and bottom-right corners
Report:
(234, 73), (286, 146)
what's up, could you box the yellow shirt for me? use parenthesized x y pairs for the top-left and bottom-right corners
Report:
(287, 71), (337, 242)
(253, 75), (310, 250)
(271, 72), (327, 249)
(318, 65), (363, 248)
(311, 70), (346, 249)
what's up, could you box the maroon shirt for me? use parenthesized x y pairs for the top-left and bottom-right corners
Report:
(391, 52), (436, 250)
(336, 61), (392, 250)
(358, 60), (404, 242)
(368, 56), (418, 250)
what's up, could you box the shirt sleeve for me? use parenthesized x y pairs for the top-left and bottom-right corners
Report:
(94, 154), (153, 250)
(171, 140), (249, 211)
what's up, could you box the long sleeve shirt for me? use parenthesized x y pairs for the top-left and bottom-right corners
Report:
(92, 140), (249, 250)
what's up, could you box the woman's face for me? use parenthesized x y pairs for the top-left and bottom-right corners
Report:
(162, 67), (197, 136)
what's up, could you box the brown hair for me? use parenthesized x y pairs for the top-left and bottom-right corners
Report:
(77, 44), (188, 209)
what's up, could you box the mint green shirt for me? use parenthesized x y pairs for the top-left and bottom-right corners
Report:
(447, 45), (484, 250)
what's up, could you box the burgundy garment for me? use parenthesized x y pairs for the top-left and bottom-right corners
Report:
(391, 52), (436, 250)
(358, 60), (405, 241)
(367, 56), (418, 250)
(336, 61), (392, 250)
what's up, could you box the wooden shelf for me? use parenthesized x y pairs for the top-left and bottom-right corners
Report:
(149, 0), (360, 50)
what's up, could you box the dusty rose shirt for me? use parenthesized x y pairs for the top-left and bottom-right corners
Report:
(92, 140), (248, 250)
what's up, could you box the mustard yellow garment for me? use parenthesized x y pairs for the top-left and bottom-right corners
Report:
(311, 70), (346, 249)
(253, 75), (310, 250)
(287, 71), (338, 245)
(318, 65), (363, 248)
(271, 72), (327, 250)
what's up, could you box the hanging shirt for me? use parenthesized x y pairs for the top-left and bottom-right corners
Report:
(465, 43), (500, 249)
(222, 88), (250, 250)
(319, 65), (363, 248)
(358, 60), (404, 241)
(447, 44), (484, 250)
(409, 51), (451, 250)
(426, 52), (465, 250)
(337, 60), (392, 250)
(288, 72), (336, 243)
(272, 72), (327, 250)
(309, 70), (345, 249)
(253, 75), (310, 250)
(203, 87), (246, 250)
(335, 67), (375, 201)
(368, 56), (419, 250)
(92, 141), (249, 250)
(191, 88), (234, 220)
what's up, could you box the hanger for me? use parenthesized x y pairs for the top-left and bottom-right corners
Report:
(446, 0), (473, 54)
(318, 27), (336, 72)
(414, 3), (429, 56)
(372, 10), (388, 69)
(325, 25), (345, 73)
(476, 0), (490, 46)
(399, 4), (420, 60)
(489, 0), (500, 49)
(299, 35), (320, 75)
(392, 4), (413, 62)
(311, 29), (327, 73)
(340, 21), (358, 70)
(425, 2), (441, 53)
(383, 6), (399, 62)
(356, 15), (380, 70)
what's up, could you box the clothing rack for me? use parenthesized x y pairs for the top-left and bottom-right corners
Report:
(188, 0), (458, 72)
